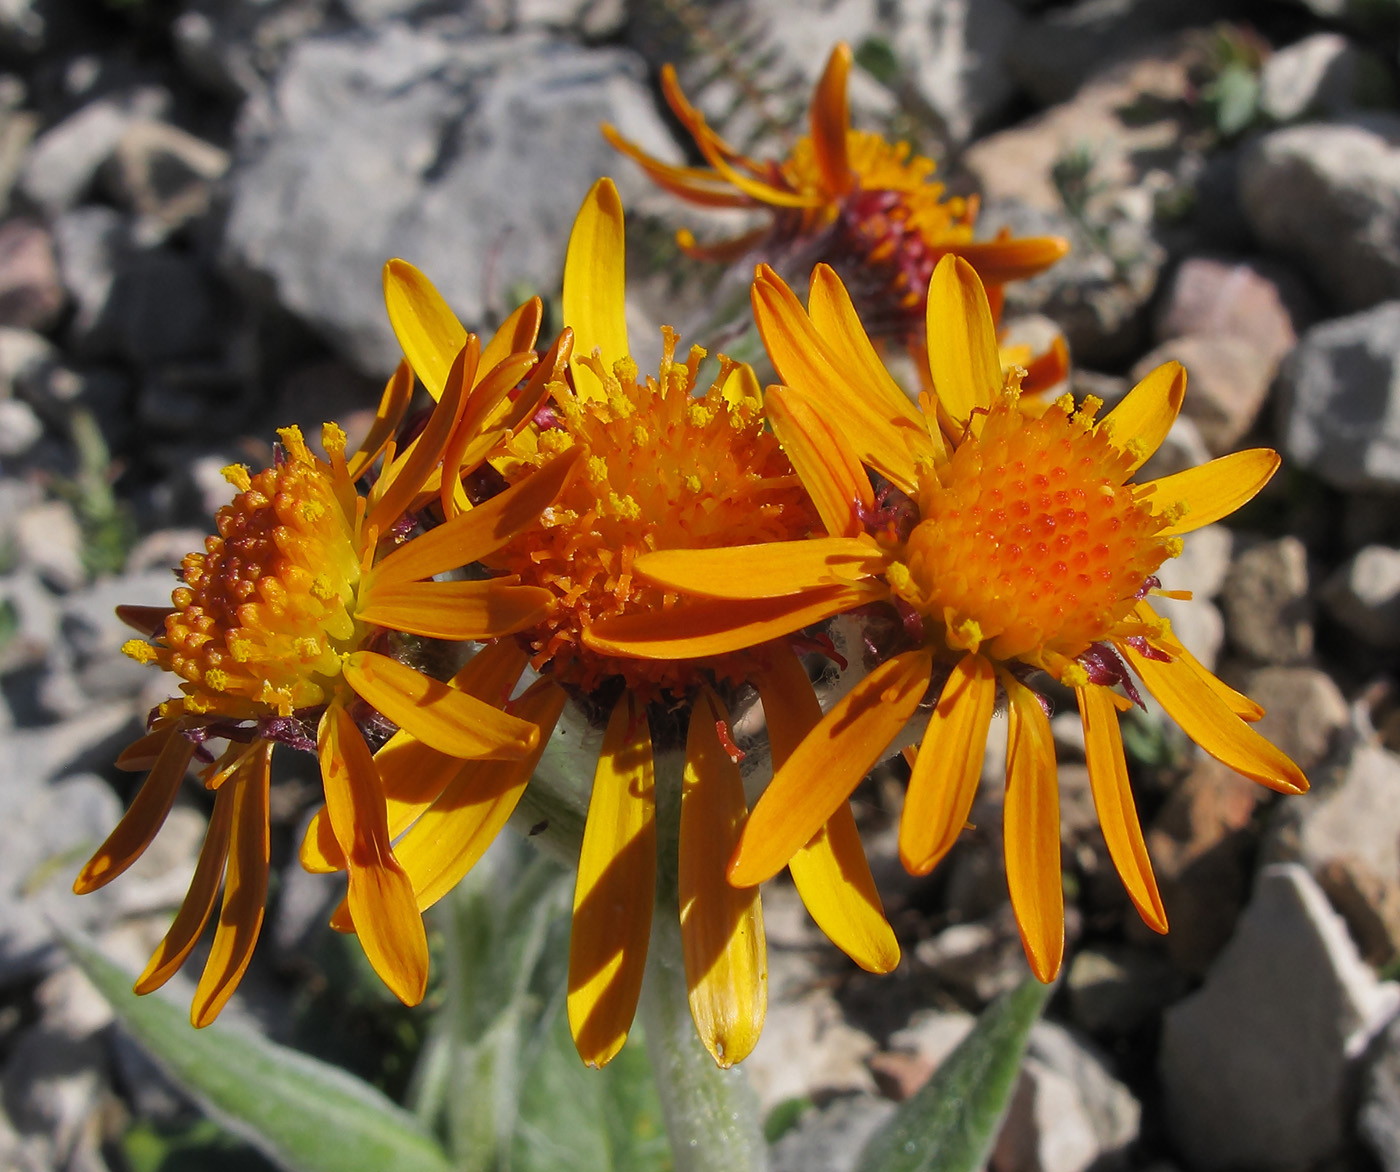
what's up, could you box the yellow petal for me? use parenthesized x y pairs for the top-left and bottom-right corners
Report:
(681, 690), (767, 1067)
(760, 645), (898, 973)
(584, 581), (886, 660)
(1145, 448), (1281, 536)
(1077, 685), (1167, 933)
(347, 360), (415, 483)
(343, 651), (538, 761)
(810, 44), (852, 196)
(563, 178), (629, 401)
(568, 693), (657, 1068)
(357, 579), (553, 641)
(766, 384), (871, 537)
(924, 255), (1002, 434)
(369, 447), (583, 589)
(134, 779), (236, 993)
(900, 652), (997, 875)
(751, 265), (919, 493)
(399, 680), (567, 911)
(635, 537), (883, 599)
(1001, 674), (1064, 983)
(1119, 640), (1308, 794)
(318, 703), (428, 1006)
(1100, 361), (1185, 475)
(479, 297), (542, 381)
(383, 258), (467, 401)
(729, 649), (933, 887)
(298, 805), (345, 874)
(191, 742), (272, 1026)
(74, 730), (194, 893)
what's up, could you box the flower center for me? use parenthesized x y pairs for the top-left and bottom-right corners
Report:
(490, 330), (818, 697)
(138, 427), (365, 717)
(889, 395), (1176, 668)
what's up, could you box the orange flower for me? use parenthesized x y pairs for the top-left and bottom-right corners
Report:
(605, 42), (1068, 362)
(588, 255), (1309, 981)
(79, 306), (580, 1025)
(381, 179), (899, 1070)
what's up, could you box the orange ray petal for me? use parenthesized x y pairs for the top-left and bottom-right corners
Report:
(1100, 361), (1185, 475)
(584, 581), (886, 660)
(680, 690), (767, 1067)
(676, 226), (772, 264)
(299, 805), (345, 874)
(924, 255), (1002, 433)
(347, 360), (415, 483)
(766, 384), (872, 537)
(759, 645), (897, 973)
(947, 236), (1071, 283)
(1119, 640), (1308, 794)
(601, 124), (754, 208)
(1001, 674), (1064, 983)
(115, 604), (173, 636)
(899, 652), (997, 875)
(568, 693), (657, 1068)
(1138, 601), (1263, 721)
(1077, 684), (1167, 933)
(74, 731), (195, 893)
(114, 726), (176, 772)
(134, 779), (237, 993)
(634, 537), (883, 599)
(1019, 334), (1071, 396)
(357, 579), (553, 641)
(479, 297), (543, 381)
(729, 649), (933, 887)
(1144, 448), (1281, 536)
(190, 742), (272, 1026)
(343, 651), (538, 761)
(564, 178), (629, 401)
(383, 258), (467, 401)
(810, 43), (852, 197)
(369, 447), (583, 589)
(318, 702), (428, 1006)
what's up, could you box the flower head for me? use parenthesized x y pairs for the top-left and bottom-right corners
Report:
(604, 43), (1069, 346)
(383, 178), (900, 1071)
(590, 255), (1309, 982)
(80, 309), (579, 1025)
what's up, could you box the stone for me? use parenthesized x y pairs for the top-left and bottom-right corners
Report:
(102, 118), (230, 243)
(1259, 33), (1371, 124)
(0, 218), (63, 330)
(1361, 1015), (1400, 1169)
(223, 27), (680, 375)
(1243, 666), (1349, 774)
(742, 984), (878, 1112)
(913, 906), (1029, 1002)
(870, 1010), (975, 1100)
(1153, 254), (1312, 374)
(1066, 945), (1183, 1035)
(1153, 595), (1224, 671)
(1276, 301), (1400, 493)
(1322, 545), (1400, 648)
(0, 396), (40, 457)
(1240, 117), (1400, 312)
(1220, 536), (1314, 665)
(771, 1094), (897, 1172)
(1159, 863), (1400, 1171)
(18, 86), (170, 214)
(0, 325), (55, 399)
(13, 499), (84, 591)
(1156, 523), (1233, 601)
(51, 204), (124, 343)
(1131, 334), (1275, 454)
(1135, 413), (1209, 483)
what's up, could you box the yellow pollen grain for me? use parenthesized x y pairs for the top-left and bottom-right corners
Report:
(222, 464), (252, 493)
(122, 639), (157, 664)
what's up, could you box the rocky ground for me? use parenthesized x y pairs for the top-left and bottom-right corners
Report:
(1, 0), (1400, 1169)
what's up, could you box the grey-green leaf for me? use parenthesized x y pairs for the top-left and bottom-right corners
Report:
(66, 934), (453, 1172)
(856, 975), (1053, 1172)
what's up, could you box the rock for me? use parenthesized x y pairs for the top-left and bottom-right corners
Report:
(1220, 536), (1314, 665)
(1154, 595), (1224, 671)
(0, 396), (40, 457)
(870, 1010), (975, 1100)
(1239, 117), (1400, 313)
(1156, 523), (1233, 601)
(0, 218), (63, 330)
(57, 570), (178, 703)
(1066, 945), (1183, 1035)
(1135, 413), (1209, 483)
(771, 1094), (897, 1172)
(1131, 334), (1274, 454)
(1244, 666), (1349, 774)
(223, 27), (679, 374)
(992, 1021), (1140, 1172)
(0, 325), (55, 399)
(1276, 301), (1400, 493)
(18, 86), (170, 215)
(1160, 863), (1400, 1171)
(14, 499), (84, 591)
(1259, 33), (1371, 124)
(742, 984), (878, 1112)
(913, 907), (1030, 1002)
(1153, 254), (1311, 374)
(0, 566), (58, 675)
(513, 0), (627, 37)
(1360, 1015), (1400, 1169)
(102, 119), (229, 244)
(1322, 545), (1400, 648)
(1146, 757), (1263, 975)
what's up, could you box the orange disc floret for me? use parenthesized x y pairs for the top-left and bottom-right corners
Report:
(891, 394), (1177, 667)
(490, 329), (818, 696)
(153, 425), (364, 717)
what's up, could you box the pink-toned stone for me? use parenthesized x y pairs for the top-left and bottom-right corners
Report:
(0, 219), (64, 330)
(1130, 333), (1275, 453)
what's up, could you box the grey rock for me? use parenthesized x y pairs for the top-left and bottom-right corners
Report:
(0, 327), (55, 402)
(1131, 334), (1275, 454)
(0, 396), (40, 456)
(223, 27), (679, 374)
(0, 566), (59, 676)
(1067, 946), (1183, 1035)
(57, 570), (176, 702)
(51, 204), (123, 341)
(14, 499), (83, 591)
(18, 87), (170, 214)
(102, 119), (229, 244)
(744, 983), (877, 1112)
(1323, 545), (1400, 648)
(513, 0), (626, 37)
(1240, 117), (1400, 313)
(1260, 33), (1370, 124)
(774, 1094), (897, 1172)
(1276, 301), (1400, 492)
(1162, 863), (1400, 1170)
(0, 218), (63, 330)
(1361, 1015), (1400, 1170)
(1244, 666), (1349, 774)
(1221, 536), (1313, 665)
(1156, 523), (1233, 601)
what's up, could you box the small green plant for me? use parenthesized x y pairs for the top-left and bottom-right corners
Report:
(51, 409), (136, 579)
